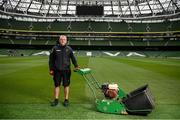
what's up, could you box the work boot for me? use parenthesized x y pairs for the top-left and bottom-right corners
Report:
(51, 99), (59, 106)
(63, 99), (69, 107)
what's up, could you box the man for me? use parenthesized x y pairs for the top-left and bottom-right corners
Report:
(49, 35), (79, 107)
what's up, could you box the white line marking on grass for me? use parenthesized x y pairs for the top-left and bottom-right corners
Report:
(127, 52), (145, 57)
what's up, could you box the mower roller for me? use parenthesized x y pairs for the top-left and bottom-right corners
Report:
(75, 68), (155, 115)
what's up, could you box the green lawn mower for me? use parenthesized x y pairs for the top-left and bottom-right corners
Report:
(75, 68), (155, 115)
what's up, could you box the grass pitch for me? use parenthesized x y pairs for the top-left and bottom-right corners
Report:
(0, 56), (180, 119)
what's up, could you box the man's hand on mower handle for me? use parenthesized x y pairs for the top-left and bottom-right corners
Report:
(74, 66), (80, 72)
(49, 69), (54, 76)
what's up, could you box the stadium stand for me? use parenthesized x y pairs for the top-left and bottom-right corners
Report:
(0, 18), (179, 32)
(0, 0), (179, 51)
(69, 40), (89, 46)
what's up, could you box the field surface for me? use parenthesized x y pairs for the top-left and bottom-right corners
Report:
(0, 56), (180, 119)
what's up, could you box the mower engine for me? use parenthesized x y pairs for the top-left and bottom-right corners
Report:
(101, 83), (119, 99)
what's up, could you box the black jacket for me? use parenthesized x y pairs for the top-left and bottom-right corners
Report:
(49, 44), (78, 70)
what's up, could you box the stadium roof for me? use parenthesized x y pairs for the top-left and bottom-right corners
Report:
(0, 0), (179, 22)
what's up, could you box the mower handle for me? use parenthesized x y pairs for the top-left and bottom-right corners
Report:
(74, 68), (92, 75)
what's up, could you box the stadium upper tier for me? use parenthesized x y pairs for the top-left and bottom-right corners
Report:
(0, 0), (179, 21)
(0, 18), (179, 32)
